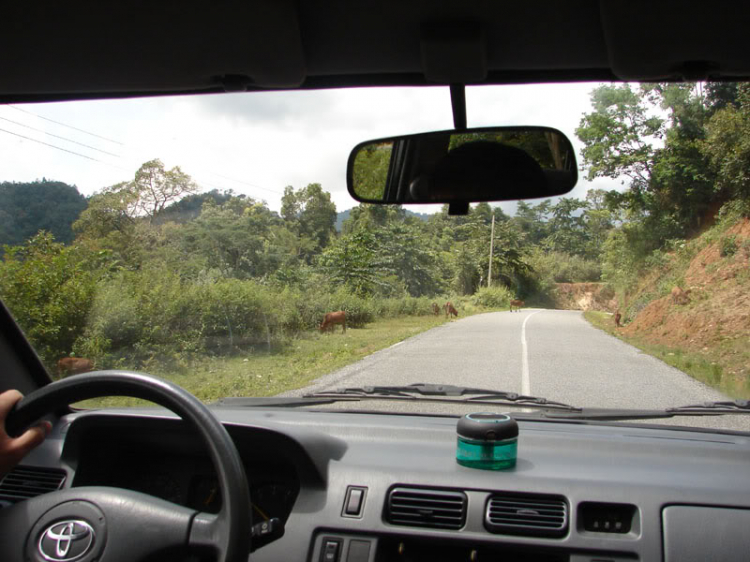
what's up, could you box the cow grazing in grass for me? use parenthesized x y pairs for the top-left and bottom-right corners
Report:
(509, 299), (524, 312)
(444, 302), (458, 318)
(320, 311), (346, 334)
(431, 302), (440, 316)
(614, 311), (622, 327)
(57, 357), (94, 377)
(671, 286), (691, 305)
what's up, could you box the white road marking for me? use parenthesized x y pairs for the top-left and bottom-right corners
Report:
(521, 310), (542, 395)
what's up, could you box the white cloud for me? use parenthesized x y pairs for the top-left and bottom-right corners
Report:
(0, 83), (625, 214)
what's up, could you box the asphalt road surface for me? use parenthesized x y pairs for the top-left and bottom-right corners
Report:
(285, 309), (750, 432)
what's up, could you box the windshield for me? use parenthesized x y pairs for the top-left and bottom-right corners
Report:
(1, 83), (749, 432)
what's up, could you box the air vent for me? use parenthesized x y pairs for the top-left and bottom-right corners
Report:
(485, 493), (568, 538)
(386, 487), (467, 530)
(0, 466), (66, 505)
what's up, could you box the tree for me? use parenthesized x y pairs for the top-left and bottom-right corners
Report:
(133, 159), (199, 222)
(512, 200), (551, 245)
(582, 189), (617, 258)
(542, 198), (589, 256)
(576, 84), (663, 194)
(281, 183), (337, 261)
(177, 197), (281, 278)
(318, 230), (394, 295)
(376, 222), (444, 296)
(577, 83), (725, 237)
(76, 160), (199, 238)
(0, 232), (103, 368)
(0, 180), (87, 249)
(703, 83), (750, 208)
(153, 189), (238, 224)
(342, 204), (406, 233)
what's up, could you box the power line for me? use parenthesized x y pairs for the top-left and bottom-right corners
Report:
(0, 127), (128, 171)
(8, 105), (124, 146)
(0, 115), (121, 157)
(5, 105), (283, 199)
(209, 171), (283, 195)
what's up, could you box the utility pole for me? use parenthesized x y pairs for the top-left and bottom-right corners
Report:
(488, 213), (495, 288)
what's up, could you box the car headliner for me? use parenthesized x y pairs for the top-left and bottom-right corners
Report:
(2, 0), (749, 103)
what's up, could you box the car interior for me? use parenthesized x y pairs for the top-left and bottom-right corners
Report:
(2, 2), (750, 562)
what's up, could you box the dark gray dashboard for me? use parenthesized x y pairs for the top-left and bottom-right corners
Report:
(8, 407), (750, 561)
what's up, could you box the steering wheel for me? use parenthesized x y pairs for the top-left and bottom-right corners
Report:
(0, 371), (252, 562)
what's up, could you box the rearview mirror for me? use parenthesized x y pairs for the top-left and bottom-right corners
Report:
(347, 127), (577, 204)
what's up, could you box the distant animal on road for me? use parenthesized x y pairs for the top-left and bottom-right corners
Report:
(431, 302), (440, 316)
(509, 299), (524, 312)
(320, 310), (346, 333)
(671, 286), (691, 305)
(444, 302), (458, 318)
(614, 311), (622, 327)
(57, 357), (94, 377)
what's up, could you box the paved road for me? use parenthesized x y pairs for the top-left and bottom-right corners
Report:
(284, 310), (750, 432)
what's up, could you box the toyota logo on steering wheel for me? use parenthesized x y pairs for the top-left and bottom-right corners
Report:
(38, 520), (95, 562)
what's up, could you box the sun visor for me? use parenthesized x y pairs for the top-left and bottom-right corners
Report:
(0, 0), (306, 97)
(600, 1), (750, 80)
(420, 22), (487, 84)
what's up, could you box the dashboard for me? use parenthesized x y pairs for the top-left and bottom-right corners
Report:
(5, 407), (750, 562)
(68, 420), (299, 522)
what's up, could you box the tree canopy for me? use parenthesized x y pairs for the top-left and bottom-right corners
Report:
(0, 180), (87, 248)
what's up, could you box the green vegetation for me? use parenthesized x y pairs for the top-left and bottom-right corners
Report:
(0, 180), (87, 249)
(78, 314), (454, 408)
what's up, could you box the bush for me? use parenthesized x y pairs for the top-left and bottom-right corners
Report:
(0, 233), (101, 370)
(527, 250), (601, 284)
(720, 235), (738, 257)
(471, 286), (513, 308)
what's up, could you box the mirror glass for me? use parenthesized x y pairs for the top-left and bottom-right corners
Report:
(347, 127), (577, 204)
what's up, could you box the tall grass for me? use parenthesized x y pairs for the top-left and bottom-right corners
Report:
(72, 267), (442, 372)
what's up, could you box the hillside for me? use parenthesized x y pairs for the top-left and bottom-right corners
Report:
(615, 215), (750, 397)
(552, 282), (616, 312)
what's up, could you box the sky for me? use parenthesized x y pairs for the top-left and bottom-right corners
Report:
(0, 83), (622, 214)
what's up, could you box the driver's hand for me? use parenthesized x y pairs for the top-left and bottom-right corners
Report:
(0, 390), (51, 479)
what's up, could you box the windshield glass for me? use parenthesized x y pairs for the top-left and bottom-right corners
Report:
(1, 83), (749, 432)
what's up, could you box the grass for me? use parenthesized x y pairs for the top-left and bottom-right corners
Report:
(584, 311), (749, 399)
(76, 313), (463, 409)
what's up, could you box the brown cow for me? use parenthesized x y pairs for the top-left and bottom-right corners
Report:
(671, 286), (691, 305)
(614, 311), (622, 327)
(431, 302), (440, 316)
(319, 311), (346, 334)
(444, 302), (458, 318)
(57, 357), (94, 377)
(509, 299), (524, 312)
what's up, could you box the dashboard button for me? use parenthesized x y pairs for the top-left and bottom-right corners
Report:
(347, 539), (371, 562)
(321, 539), (341, 562)
(343, 486), (367, 517)
(346, 488), (364, 516)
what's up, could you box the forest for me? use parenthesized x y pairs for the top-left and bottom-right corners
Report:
(1, 82), (749, 376)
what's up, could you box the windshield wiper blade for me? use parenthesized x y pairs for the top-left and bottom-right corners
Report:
(541, 400), (750, 421)
(667, 399), (750, 415)
(304, 383), (580, 411)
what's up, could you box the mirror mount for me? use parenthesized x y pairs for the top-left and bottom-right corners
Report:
(450, 83), (467, 130)
(448, 202), (470, 216)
